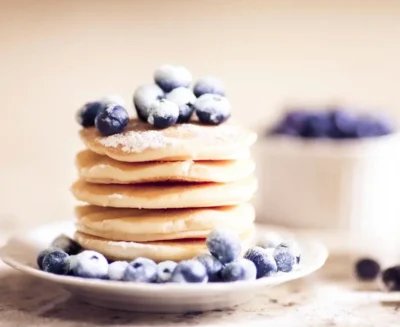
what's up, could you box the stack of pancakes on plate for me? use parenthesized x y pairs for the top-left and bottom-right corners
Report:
(71, 119), (258, 262)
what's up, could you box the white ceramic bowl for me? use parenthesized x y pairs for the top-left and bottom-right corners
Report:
(254, 133), (400, 234)
(0, 221), (327, 313)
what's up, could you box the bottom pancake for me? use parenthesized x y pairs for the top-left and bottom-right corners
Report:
(74, 230), (254, 262)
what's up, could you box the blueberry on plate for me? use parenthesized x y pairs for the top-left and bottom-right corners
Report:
(123, 257), (157, 283)
(157, 260), (177, 283)
(165, 87), (196, 123)
(154, 65), (192, 93)
(195, 254), (223, 282)
(147, 99), (179, 129)
(273, 242), (299, 272)
(69, 255), (78, 274)
(133, 84), (164, 121)
(380, 266), (400, 291)
(221, 258), (257, 282)
(194, 94), (231, 125)
(108, 261), (129, 281)
(355, 258), (381, 281)
(73, 250), (109, 279)
(244, 246), (277, 278)
(51, 234), (82, 255)
(100, 94), (126, 107)
(95, 104), (129, 136)
(76, 101), (105, 127)
(170, 260), (208, 283)
(41, 249), (70, 275)
(37, 247), (59, 270)
(206, 229), (241, 264)
(193, 76), (225, 98)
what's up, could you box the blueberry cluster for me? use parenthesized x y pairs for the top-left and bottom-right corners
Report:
(134, 65), (230, 128)
(37, 230), (301, 283)
(270, 108), (394, 139)
(244, 241), (301, 278)
(355, 258), (400, 291)
(76, 95), (129, 136)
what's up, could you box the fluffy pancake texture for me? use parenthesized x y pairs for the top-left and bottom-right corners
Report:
(71, 176), (257, 209)
(74, 230), (254, 262)
(76, 150), (255, 184)
(75, 204), (255, 242)
(79, 119), (257, 162)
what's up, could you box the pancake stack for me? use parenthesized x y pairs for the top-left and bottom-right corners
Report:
(71, 119), (258, 262)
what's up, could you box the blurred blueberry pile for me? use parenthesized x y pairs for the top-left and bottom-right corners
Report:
(269, 108), (395, 139)
(37, 231), (301, 284)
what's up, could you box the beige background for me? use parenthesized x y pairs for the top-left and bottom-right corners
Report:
(1, 0), (400, 227)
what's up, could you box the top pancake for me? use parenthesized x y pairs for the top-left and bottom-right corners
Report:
(80, 119), (257, 162)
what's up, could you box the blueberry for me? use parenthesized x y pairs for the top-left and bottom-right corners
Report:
(355, 115), (394, 138)
(355, 258), (381, 281)
(244, 246), (277, 278)
(37, 247), (59, 270)
(123, 257), (157, 283)
(165, 87), (196, 123)
(329, 109), (357, 138)
(301, 112), (332, 138)
(381, 266), (400, 291)
(95, 104), (129, 136)
(133, 84), (164, 121)
(51, 234), (82, 255)
(100, 95), (126, 107)
(76, 102), (105, 127)
(221, 258), (257, 282)
(269, 110), (309, 137)
(154, 65), (192, 92)
(193, 77), (225, 98)
(147, 99), (179, 129)
(269, 121), (300, 137)
(157, 260), (177, 283)
(256, 232), (284, 249)
(194, 94), (231, 125)
(73, 250), (108, 279)
(42, 250), (70, 275)
(195, 254), (223, 282)
(69, 255), (78, 273)
(206, 229), (241, 264)
(273, 242), (299, 272)
(170, 260), (208, 283)
(108, 261), (129, 281)
(284, 110), (310, 133)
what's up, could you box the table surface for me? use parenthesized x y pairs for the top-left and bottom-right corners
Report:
(0, 226), (399, 327)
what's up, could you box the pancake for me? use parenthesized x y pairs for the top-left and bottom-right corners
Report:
(79, 119), (257, 162)
(71, 176), (257, 209)
(74, 229), (255, 262)
(76, 150), (256, 184)
(75, 204), (255, 242)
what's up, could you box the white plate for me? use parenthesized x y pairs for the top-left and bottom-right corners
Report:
(0, 221), (328, 313)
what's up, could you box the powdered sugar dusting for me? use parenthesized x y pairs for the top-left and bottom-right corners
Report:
(99, 130), (176, 153)
(96, 120), (252, 153)
(109, 194), (123, 199)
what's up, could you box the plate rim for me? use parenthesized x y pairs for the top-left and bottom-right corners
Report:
(0, 221), (329, 293)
